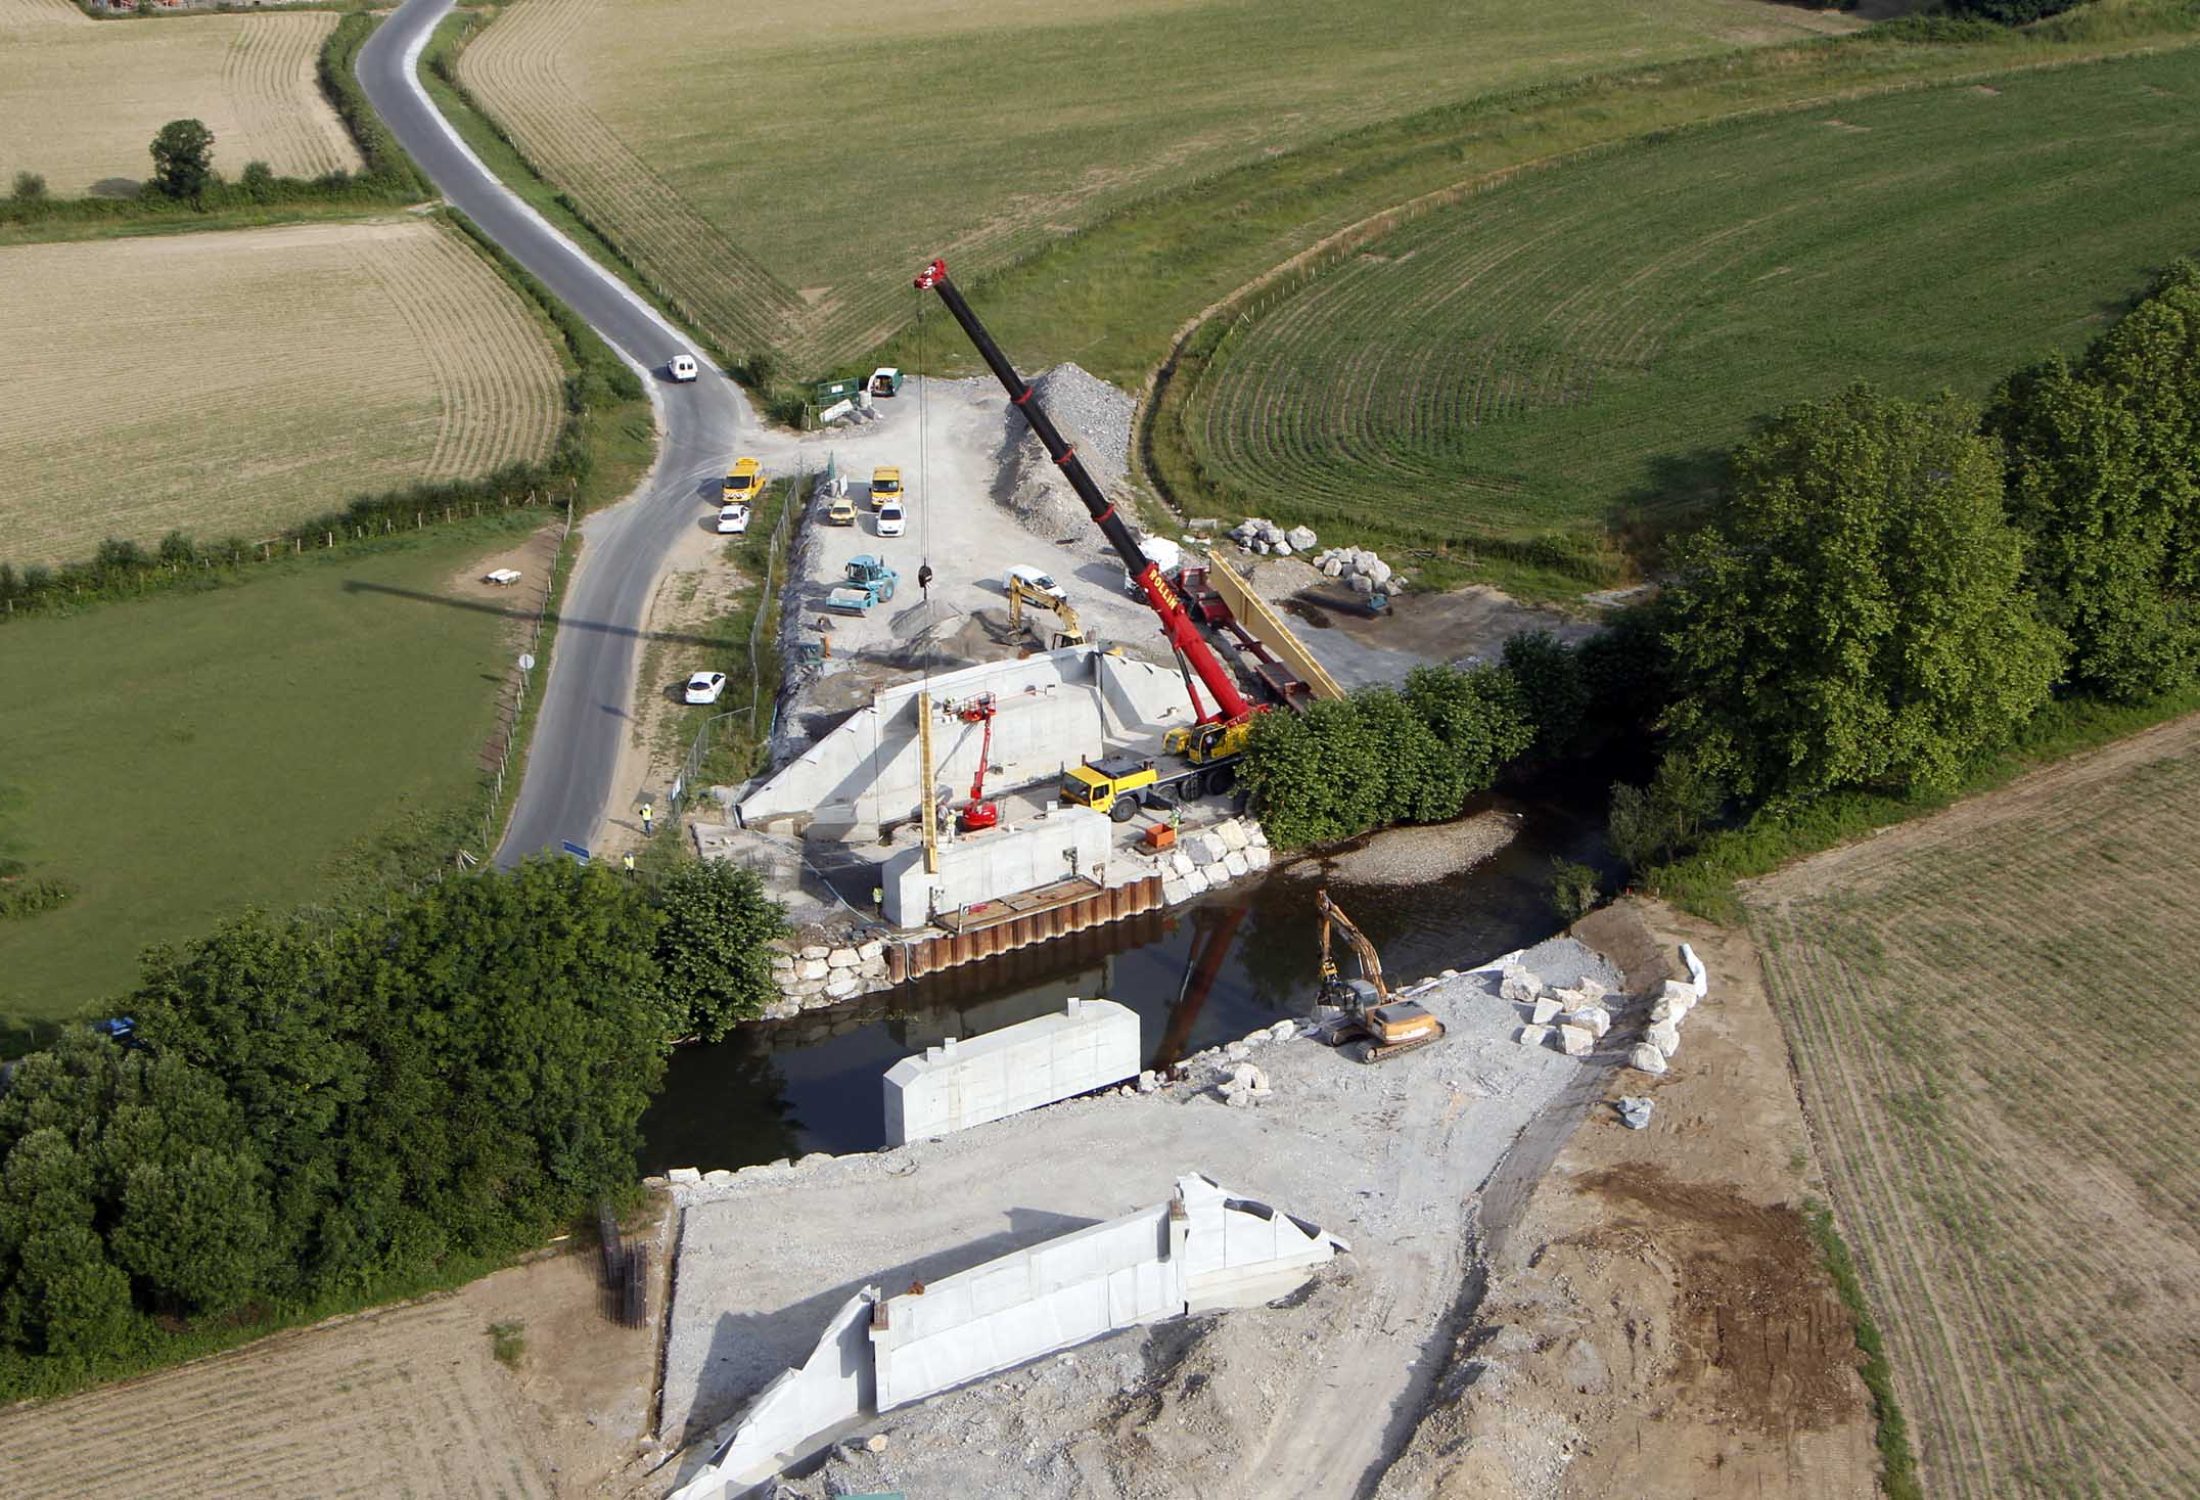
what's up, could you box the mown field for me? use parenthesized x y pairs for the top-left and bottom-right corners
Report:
(0, 218), (563, 566)
(1175, 46), (2200, 551)
(0, 521), (540, 1033)
(454, 0), (1853, 368)
(1746, 713), (2200, 1500)
(0, 0), (358, 195)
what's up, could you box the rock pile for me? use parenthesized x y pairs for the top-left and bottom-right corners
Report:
(1507, 966), (1612, 1057)
(1308, 545), (1398, 598)
(995, 364), (1138, 537)
(1229, 517), (1318, 557)
(768, 937), (892, 1018)
(1158, 816), (1271, 906)
(1629, 941), (1709, 1073)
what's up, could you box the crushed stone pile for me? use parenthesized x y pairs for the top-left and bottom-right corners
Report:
(993, 364), (1138, 539)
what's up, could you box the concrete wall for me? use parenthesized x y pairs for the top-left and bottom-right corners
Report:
(868, 1173), (1347, 1411)
(883, 996), (1140, 1145)
(878, 803), (1114, 927)
(871, 1209), (1179, 1411)
(737, 647), (1195, 832)
(670, 1287), (879, 1500)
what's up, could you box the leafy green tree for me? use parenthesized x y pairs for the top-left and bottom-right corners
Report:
(1499, 631), (1589, 757)
(0, 1131), (135, 1359)
(652, 860), (788, 1043)
(1240, 697), (1393, 848)
(11, 171), (45, 202)
(1662, 385), (2065, 802)
(239, 160), (276, 202)
(1402, 665), (1535, 787)
(111, 1148), (273, 1317)
(149, 119), (216, 201)
(1608, 750), (1725, 871)
(1548, 859), (1601, 923)
(1988, 357), (2190, 700)
(2084, 261), (2200, 595)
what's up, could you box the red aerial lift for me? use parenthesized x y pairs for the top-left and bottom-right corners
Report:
(955, 693), (1001, 832)
(914, 257), (1265, 765)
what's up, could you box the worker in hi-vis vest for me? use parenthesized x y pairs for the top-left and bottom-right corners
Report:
(639, 802), (654, 837)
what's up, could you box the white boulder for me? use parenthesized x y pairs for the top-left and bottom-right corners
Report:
(1216, 820), (1250, 851)
(827, 946), (860, 969)
(1627, 1043), (1669, 1075)
(1529, 997), (1563, 1026)
(1563, 1005), (1612, 1039)
(1647, 1018), (1683, 1057)
(1555, 1024), (1595, 1057)
(1517, 1024), (1552, 1049)
(1499, 969), (1543, 1004)
(1221, 850), (1249, 879)
(1245, 845), (1273, 872)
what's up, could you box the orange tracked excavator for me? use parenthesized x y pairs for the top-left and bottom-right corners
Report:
(1313, 888), (1444, 1063)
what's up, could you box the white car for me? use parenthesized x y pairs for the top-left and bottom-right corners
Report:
(716, 503), (752, 535)
(876, 500), (905, 537)
(668, 353), (700, 382)
(683, 670), (728, 705)
(1005, 564), (1067, 606)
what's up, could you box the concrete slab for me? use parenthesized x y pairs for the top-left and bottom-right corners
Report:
(883, 997), (1141, 1145)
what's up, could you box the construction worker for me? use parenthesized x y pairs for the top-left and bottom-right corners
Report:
(639, 801), (655, 837)
(622, 851), (636, 875)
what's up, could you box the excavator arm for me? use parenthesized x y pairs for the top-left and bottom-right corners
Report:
(915, 257), (1254, 727)
(1316, 889), (1390, 1005)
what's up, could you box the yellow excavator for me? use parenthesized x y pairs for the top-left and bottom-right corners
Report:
(1314, 888), (1444, 1063)
(1006, 585), (1088, 650)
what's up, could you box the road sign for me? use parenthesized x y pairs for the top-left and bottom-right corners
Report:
(560, 841), (590, 864)
(519, 653), (536, 672)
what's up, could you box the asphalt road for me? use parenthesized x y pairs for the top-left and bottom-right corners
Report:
(358, 0), (751, 865)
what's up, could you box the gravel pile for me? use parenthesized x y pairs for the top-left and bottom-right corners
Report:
(994, 364), (1138, 538)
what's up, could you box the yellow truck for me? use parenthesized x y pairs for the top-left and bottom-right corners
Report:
(721, 456), (764, 505)
(870, 466), (904, 511)
(1059, 752), (1237, 822)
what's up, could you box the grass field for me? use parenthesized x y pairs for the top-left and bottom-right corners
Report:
(454, 0), (1854, 368)
(0, 519), (543, 1036)
(0, 218), (564, 566)
(1173, 47), (2200, 553)
(0, 0), (359, 196)
(1745, 713), (2200, 1499)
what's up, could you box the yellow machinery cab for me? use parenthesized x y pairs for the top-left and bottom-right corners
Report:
(722, 456), (764, 505)
(870, 466), (904, 510)
(1060, 755), (1158, 822)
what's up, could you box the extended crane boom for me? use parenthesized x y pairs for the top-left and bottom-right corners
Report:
(914, 257), (1253, 727)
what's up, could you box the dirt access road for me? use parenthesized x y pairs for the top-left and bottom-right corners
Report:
(1377, 899), (1878, 1500)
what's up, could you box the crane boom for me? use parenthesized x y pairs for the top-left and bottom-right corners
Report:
(914, 257), (1253, 725)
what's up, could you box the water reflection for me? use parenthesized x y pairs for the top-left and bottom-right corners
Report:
(638, 793), (1612, 1172)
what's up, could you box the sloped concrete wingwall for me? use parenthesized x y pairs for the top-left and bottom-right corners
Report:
(882, 997), (1142, 1145)
(870, 1208), (1180, 1411)
(670, 1287), (879, 1500)
(737, 648), (1197, 831)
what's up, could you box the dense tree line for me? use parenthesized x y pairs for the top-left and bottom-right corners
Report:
(1620, 260), (2200, 867)
(1245, 261), (2200, 871)
(0, 858), (781, 1385)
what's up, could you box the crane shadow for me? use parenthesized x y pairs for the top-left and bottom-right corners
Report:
(339, 579), (732, 650)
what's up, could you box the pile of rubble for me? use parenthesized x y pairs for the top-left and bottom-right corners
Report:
(1504, 941), (1709, 1076)
(768, 937), (891, 1015)
(1229, 517), (1318, 557)
(1502, 967), (1615, 1059)
(1156, 815), (1272, 905)
(1310, 545), (1399, 597)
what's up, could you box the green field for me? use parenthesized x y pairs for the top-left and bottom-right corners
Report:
(455, 0), (1854, 367)
(1167, 48), (2200, 557)
(0, 523), (537, 1038)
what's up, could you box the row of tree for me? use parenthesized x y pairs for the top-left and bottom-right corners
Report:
(1242, 260), (2199, 868)
(0, 859), (781, 1382)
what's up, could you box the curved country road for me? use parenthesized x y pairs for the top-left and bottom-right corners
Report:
(358, 0), (753, 865)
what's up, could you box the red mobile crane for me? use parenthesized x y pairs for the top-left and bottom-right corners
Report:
(955, 693), (1001, 832)
(914, 257), (1263, 765)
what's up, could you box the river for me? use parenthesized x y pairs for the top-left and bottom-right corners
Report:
(639, 789), (1616, 1172)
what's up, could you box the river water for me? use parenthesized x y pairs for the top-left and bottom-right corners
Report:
(639, 790), (1616, 1173)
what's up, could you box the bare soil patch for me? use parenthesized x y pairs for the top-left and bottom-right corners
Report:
(1745, 711), (2200, 1499)
(1375, 898), (1877, 1500)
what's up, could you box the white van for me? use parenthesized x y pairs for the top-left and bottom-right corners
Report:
(668, 353), (700, 382)
(1005, 565), (1067, 607)
(1123, 536), (1182, 596)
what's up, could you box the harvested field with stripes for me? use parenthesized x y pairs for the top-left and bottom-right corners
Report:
(454, 0), (1853, 368)
(0, 0), (358, 195)
(0, 218), (563, 566)
(1744, 713), (2200, 1499)
(1178, 47), (2200, 548)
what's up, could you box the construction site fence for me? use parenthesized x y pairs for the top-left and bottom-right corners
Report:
(668, 457), (817, 824)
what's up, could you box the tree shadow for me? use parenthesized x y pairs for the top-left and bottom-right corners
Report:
(339, 579), (731, 649)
